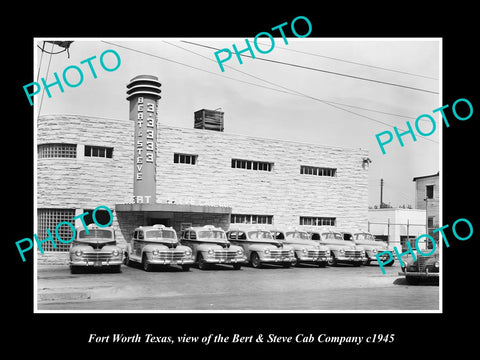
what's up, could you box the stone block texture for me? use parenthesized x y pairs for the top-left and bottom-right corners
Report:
(37, 114), (369, 264)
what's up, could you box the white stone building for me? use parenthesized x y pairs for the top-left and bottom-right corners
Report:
(36, 75), (370, 263)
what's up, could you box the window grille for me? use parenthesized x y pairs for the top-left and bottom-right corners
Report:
(37, 209), (75, 251)
(38, 144), (77, 158)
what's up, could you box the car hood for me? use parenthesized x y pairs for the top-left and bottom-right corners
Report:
(355, 240), (388, 250)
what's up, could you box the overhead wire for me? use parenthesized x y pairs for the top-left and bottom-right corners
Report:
(181, 41), (439, 95)
(164, 41), (438, 143)
(101, 40), (438, 144)
(255, 41), (439, 80)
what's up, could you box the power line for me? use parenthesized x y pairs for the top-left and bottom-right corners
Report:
(256, 41), (439, 80)
(181, 41), (439, 95)
(166, 41), (423, 121)
(166, 41), (438, 143)
(102, 41), (438, 144)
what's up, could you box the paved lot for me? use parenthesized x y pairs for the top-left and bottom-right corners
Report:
(36, 261), (439, 311)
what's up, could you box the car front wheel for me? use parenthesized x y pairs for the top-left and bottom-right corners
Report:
(251, 252), (262, 268)
(198, 254), (209, 270)
(142, 254), (152, 272)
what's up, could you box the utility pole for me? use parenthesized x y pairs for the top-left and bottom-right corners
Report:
(380, 178), (384, 208)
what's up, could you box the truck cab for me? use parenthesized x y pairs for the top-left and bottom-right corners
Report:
(69, 224), (123, 274)
(124, 224), (194, 271)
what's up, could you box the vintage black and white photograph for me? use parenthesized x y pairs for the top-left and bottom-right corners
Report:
(31, 37), (442, 312)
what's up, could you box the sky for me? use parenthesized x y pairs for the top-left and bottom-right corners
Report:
(33, 38), (441, 208)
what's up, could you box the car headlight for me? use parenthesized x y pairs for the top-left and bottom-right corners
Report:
(237, 249), (243, 256)
(434, 261), (439, 268)
(152, 249), (160, 256)
(339, 248), (345, 254)
(185, 249), (192, 257)
(264, 249), (270, 255)
(208, 249), (215, 256)
(112, 250), (119, 257)
(372, 248), (377, 254)
(289, 249), (294, 255)
(75, 250), (83, 257)
(302, 248), (308, 254)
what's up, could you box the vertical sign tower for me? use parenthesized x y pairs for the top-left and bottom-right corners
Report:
(126, 75), (162, 204)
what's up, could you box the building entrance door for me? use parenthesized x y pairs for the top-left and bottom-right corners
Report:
(147, 218), (171, 227)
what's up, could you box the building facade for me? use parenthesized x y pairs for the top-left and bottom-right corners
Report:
(413, 172), (440, 240)
(36, 75), (370, 263)
(367, 208), (427, 250)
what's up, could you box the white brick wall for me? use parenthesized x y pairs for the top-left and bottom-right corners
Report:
(37, 114), (369, 259)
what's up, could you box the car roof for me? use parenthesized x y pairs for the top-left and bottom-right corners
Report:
(184, 225), (225, 232)
(135, 224), (176, 231)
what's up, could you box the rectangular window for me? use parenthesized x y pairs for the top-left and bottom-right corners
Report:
(173, 153), (197, 165)
(231, 158), (273, 172)
(426, 185), (434, 199)
(300, 165), (337, 177)
(231, 214), (273, 225)
(299, 216), (336, 226)
(84, 145), (113, 159)
(38, 143), (77, 158)
(37, 209), (75, 251)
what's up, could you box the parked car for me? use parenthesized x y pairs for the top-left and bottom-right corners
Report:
(270, 229), (331, 267)
(124, 224), (194, 271)
(69, 224), (123, 274)
(398, 248), (439, 285)
(180, 225), (247, 270)
(307, 229), (366, 266)
(339, 230), (393, 266)
(226, 227), (295, 268)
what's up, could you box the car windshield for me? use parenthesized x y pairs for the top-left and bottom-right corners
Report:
(355, 233), (375, 241)
(323, 232), (343, 240)
(198, 230), (226, 239)
(286, 231), (310, 240)
(146, 230), (176, 239)
(248, 231), (273, 240)
(78, 229), (113, 240)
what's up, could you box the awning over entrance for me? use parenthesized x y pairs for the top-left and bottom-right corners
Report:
(115, 203), (231, 214)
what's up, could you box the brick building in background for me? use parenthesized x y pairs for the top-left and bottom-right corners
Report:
(36, 75), (370, 263)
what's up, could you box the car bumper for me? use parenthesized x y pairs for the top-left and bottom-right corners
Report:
(336, 256), (367, 263)
(298, 255), (332, 263)
(70, 259), (123, 267)
(148, 258), (195, 266)
(204, 256), (247, 264)
(260, 256), (296, 263)
(398, 270), (440, 278)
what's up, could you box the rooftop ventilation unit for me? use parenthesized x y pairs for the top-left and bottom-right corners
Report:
(194, 109), (224, 132)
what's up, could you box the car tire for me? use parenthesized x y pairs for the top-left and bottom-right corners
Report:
(293, 255), (300, 267)
(327, 252), (337, 266)
(251, 252), (262, 268)
(123, 253), (131, 267)
(406, 276), (421, 285)
(282, 262), (292, 268)
(362, 258), (370, 266)
(385, 259), (395, 266)
(318, 262), (327, 268)
(142, 254), (152, 272)
(198, 254), (209, 270)
(111, 265), (122, 273)
(70, 266), (81, 274)
(181, 264), (190, 272)
(233, 263), (242, 270)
